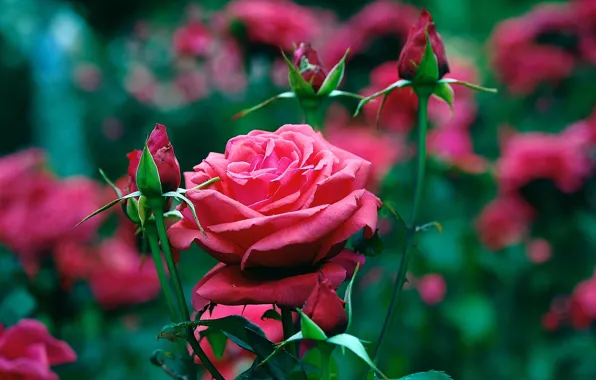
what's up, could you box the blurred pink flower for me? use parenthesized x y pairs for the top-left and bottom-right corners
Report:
(360, 61), (418, 133)
(428, 121), (488, 174)
(416, 274), (447, 305)
(72, 63), (102, 92)
(489, 3), (578, 94)
(497, 131), (592, 194)
(0, 319), (76, 380)
(322, 0), (418, 65)
(173, 21), (213, 57)
(525, 238), (552, 263)
(194, 304), (284, 379)
(224, 0), (320, 51)
(476, 195), (535, 251)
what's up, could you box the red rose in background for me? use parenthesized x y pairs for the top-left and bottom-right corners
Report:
(194, 305), (284, 379)
(0, 319), (76, 380)
(127, 124), (181, 193)
(0, 149), (106, 276)
(292, 43), (328, 92)
(173, 21), (212, 57)
(168, 124), (379, 308)
(416, 274), (447, 305)
(397, 9), (449, 81)
(476, 195), (535, 251)
(224, 0), (320, 51)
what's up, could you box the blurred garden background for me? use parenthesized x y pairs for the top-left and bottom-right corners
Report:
(1, 0), (596, 379)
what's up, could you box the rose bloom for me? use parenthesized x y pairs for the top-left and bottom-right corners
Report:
(224, 0), (320, 51)
(54, 226), (161, 310)
(489, 3), (578, 94)
(322, 0), (418, 66)
(0, 150), (105, 276)
(169, 124), (380, 310)
(0, 319), (76, 380)
(194, 304), (283, 379)
(360, 61), (418, 133)
(476, 195), (535, 251)
(497, 130), (592, 194)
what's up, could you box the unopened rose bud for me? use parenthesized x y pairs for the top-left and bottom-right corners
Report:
(302, 273), (348, 335)
(292, 43), (328, 92)
(397, 9), (449, 82)
(128, 124), (181, 195)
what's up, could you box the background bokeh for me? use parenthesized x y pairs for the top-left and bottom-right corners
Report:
(1, 0), (596, 379)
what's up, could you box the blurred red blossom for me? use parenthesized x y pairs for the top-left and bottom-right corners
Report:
(526, 238), (552, 264)
(223, 0), (320, 51)
(194, 304), (284, 379)
(489, 3), (579, 94)
(0, 319), (76, 380)
(416, 274), (447, 305)
(322, 0), (418, 65)
(476, 195), (535, 251)
(428, 126), (488, 174)
(54, 227), (161, 309)
(497, 130), (592, 194)
(173, 20), (213, 57)
(0, 150), (106, 276)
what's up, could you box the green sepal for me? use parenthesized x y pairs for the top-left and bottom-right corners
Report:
(178, 176), (221, 194)
(136, 143), (162, 197)
(413, 32), (439, 85)
(317, 49), (349, 97)
(281, 51), (316, 98)
(233, 92), (295, 120)
(137, 195), (150, 226)
(261, 308), (282, 322)
(439, 78), (498, 93)
(299, 309), (327, 341)
(328, 90), (364, 100)
(343, 263), (360, 332)
(432, 82), (454, 112)
(98, 168), (122, 198)
(354, 80), (411, 117)
(163, 191), (205, 235)
(126, 197), (142, 225)
(325, 334), (388, 380)
(416, 221), (443, 234)
(74, 191), (142, 228)
(201, 328), (228, 360)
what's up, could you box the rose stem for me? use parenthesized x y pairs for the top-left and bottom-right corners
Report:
(320, 344), (334, 380)
(370, 91), (431, 363)
(280, 307), (298, 357)
(152, 200), (225, 380)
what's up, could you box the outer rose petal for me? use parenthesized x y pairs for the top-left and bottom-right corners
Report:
(193, 249), (363, 308)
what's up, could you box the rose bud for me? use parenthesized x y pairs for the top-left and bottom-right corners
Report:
(292, 42), (328, 92)
(397, 9), (449, 82)
(128, 124), (181, 194)
(302, 273), (348, 335)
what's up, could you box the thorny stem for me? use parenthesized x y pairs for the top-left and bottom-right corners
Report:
(371, 93), (430, 364)
(152, 201), (225, 380)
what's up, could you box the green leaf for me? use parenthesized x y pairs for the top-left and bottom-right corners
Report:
(328, 90), (364, 99)
(163, 192), (205, 235)
(75, 191), (142, 228)
(98, 168), (122, 198)
(432, 82), (454, 111)
(354, 80), (411, 117)
(281, 50), (316, 97)
(201, 328), (228, 360)
(343, 263), (360, 332)
(299, 309), (327, 341)
(158, 315), (268, 354)
(261, 308), (282, 322)
(317, 49), (349, 97)
(413, 32), (439, 85)
(0, 287), (36, 325)
(326, 334), (388, 380)
(396, 371), (453, 380)
(136, 143), (162, 197)
(233, 92), (295, 120)
(439, 78), (497, 93)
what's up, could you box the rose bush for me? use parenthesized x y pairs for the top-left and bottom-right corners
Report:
(169, 124), (380, 309)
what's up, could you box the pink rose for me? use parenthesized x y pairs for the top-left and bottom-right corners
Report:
(0, 319), (76, 380)
(169, 124), (380, 308)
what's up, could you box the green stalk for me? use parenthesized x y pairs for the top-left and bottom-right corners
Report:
(371, 93), (430, 363)
(146, 223), (180, 323)
(281, 307), (297, 357)
(151, 200), (225, 380)
(320, 344), (333, 380)
(301, 98), (321, 129)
